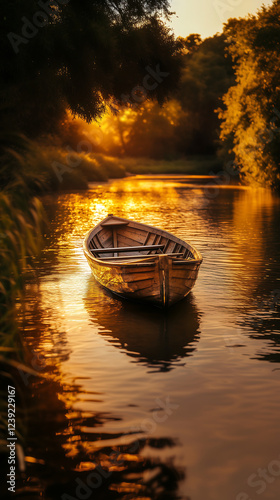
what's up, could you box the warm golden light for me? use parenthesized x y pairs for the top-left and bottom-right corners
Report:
(65, 99), (186, 158)
(168, 0), (273, 38)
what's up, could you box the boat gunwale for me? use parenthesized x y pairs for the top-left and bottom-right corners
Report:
(83, 216), (203, 268)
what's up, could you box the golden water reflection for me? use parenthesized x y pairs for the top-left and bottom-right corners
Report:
(21, 176), (280, 500)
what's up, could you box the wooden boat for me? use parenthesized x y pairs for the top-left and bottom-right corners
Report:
(83, 215), (203, 308)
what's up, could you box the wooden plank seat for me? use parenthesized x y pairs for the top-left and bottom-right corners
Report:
(100, 220), (129, 227)
(97, 252), (185, 261)
(90, 244), (165, 254)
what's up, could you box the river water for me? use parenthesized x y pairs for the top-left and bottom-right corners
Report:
(20, 175), (280, 500)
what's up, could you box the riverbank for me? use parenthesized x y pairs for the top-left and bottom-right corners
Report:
(19, 137), (223, 191)
(121, 155), (223, 176)
(51, 153), (223, 188)
(37, 144), (223, 190)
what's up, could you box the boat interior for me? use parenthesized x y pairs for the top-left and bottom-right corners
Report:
(87, 217), (195, 262)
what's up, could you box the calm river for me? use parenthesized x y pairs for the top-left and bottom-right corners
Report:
(20, 175), (280, 500)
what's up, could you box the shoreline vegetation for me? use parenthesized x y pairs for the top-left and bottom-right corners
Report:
(44, 148), (225, 189)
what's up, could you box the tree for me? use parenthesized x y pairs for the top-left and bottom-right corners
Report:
(59, 32), (235, 159)
(0, 0), (181, 136)
(176, 34), (235, 154)
(219, 1), (280, 189)
(177, 33), (202, 54)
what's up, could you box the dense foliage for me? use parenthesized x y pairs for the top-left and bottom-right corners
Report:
(0, 0), (180, 136)
(219, 1), (280, 188)
(65, 33), (235, 159)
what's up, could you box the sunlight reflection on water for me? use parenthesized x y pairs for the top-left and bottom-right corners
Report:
(21, 176), (280, 500)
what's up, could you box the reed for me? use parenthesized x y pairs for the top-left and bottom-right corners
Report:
(0, 134), (46, 468)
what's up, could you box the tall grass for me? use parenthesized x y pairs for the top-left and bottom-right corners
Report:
(0, 134), (47, 470)
(0, 136), (45, 335)
(20, 140), (126, 190)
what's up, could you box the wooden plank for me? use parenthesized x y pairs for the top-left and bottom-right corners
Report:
(172, 270), (192, 279)
(121, 265), (156, 274)
(173, 243), (179, 254)
(101, 220), (129, 227)
(116, 233), (143, 247)
(184, 249), (193, 259)
(90, 234), (102, 250)
(123, 274), (155, 283)
(98, 256), (157, 261)
(99, 217), (196, 252)
(122, 272), (155, 282)
(163, 239), (171, 253)
(101, 237), (113, 249)
(96, 230), (113, 248)
(91, 244), (164, 254)
(97, 252), (183, 261)
(113, 229), (118, 257)
(169, 285), (190, 296)
(169, 291), (188, 303)
(118, 226), (147, 243)
(143, 232), (150, 245)
(97, 229), (112, 243)
(167, 240), (177, 254)
(89, 238), (96, 250)
(125, 279), (155, 292)
(140, 288), (161, 298)
(95, 232), (103, 249)
(147, 234), (160, 254)
(158, 255), (170, 306)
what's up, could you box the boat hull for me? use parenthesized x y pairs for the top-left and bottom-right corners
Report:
(84, 224), (202, 307)
(84, 215), (202, 307)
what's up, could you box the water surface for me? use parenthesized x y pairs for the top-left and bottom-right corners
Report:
(21, 175), (280, 500)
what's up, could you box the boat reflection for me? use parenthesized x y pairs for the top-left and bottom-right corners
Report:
(84, 278), (201, 372)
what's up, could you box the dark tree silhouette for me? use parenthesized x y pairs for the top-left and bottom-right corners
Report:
(0, 0), (181, 136)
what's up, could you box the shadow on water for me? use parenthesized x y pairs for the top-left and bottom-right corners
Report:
(84, 278), (201, 373)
